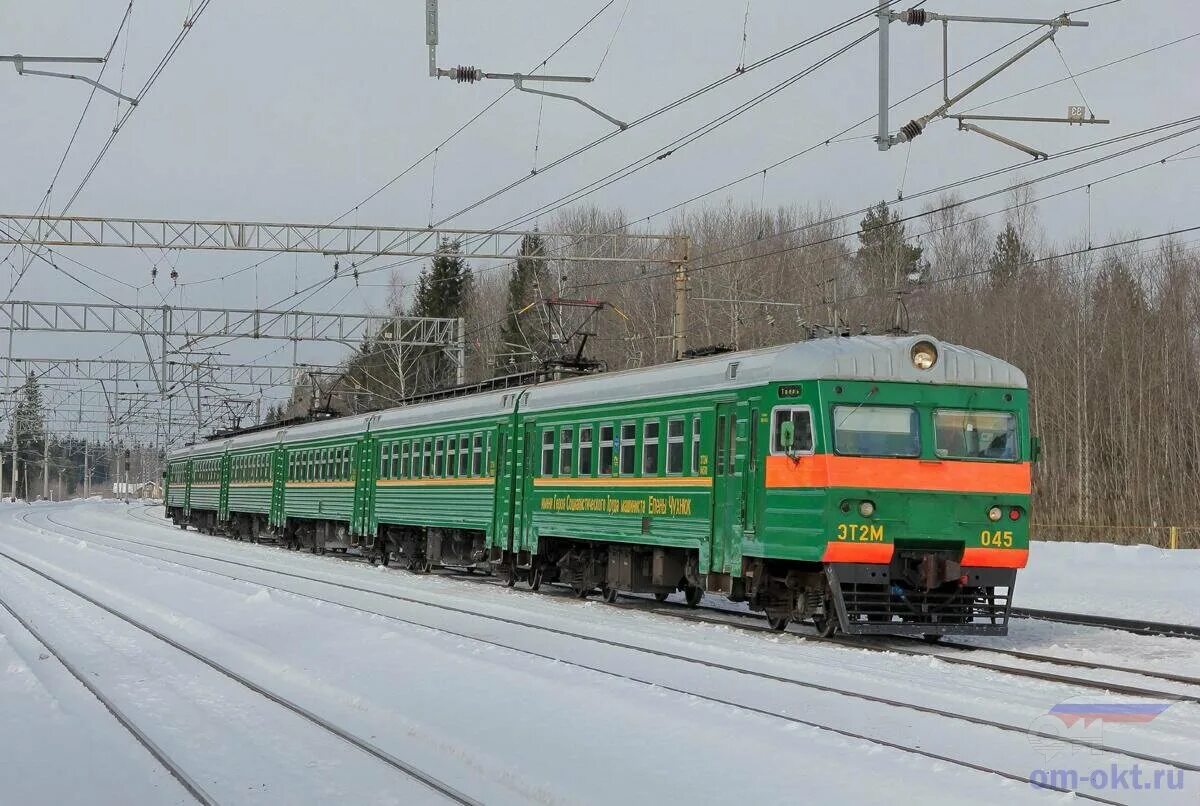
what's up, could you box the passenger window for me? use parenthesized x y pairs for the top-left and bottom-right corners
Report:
(715, 416), (727, 476)
(400, 443), (410, 478)
(691, 416), (702, 475)
(472, 434), (483, 476)
(642, 420), (660, 475)
(423, 439), (433, 477)
(541, 429), (555, 476)
(727, 417), (737, 476)
(619, 422), (636, 475)
(599, 424), (614, 475)
(446, 437), (457, 477)
(435, 437), (445, 477)
(458, 436), (469, 477)
(559, 427), (574, 476)
(579, 426), (593, 476)
(667, 418), (684, 474)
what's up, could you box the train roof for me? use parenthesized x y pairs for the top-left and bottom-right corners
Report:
(167, 334), (1024, 460)
(519, 334), (1026, 413)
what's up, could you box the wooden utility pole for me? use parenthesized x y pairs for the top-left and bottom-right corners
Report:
(672, 235), (691, 362)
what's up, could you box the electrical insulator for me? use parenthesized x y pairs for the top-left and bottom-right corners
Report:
(334, 258), (340, 277)
(170, 268), (179, 283)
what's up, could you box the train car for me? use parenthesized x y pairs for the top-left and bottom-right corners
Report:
(163, 333), (1034, 637)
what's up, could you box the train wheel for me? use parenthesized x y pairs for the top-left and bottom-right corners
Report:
(528, 565), (543, 591)
(811, 612), (838, 638)
(573, 583), (592, 599)
(766, 613), (791, 632)
(602, 586), (618, 603)
(504, 565), (517, 587)
(684, 585), (703, 608)
(922, 634), (943, 644)
(653, 591), (670, 603)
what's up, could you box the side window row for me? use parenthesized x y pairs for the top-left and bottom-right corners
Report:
(540, 414), (704, 478)
(378, 431), (492, 481)
(231, 453), (272, 483)
(287, 446), (353, 482)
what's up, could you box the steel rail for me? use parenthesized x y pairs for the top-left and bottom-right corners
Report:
(0, 585), (216, 805)
(1012, 607), (1200, 640)
(27, 507), (1196, 793)
(0, 534), (480, 806)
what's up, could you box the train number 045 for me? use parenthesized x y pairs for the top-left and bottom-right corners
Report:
(980, 530), (1014, 547)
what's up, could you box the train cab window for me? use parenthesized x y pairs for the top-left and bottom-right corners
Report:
(599, 424), (614, 475)
(541, 429), (555, 476)
(619, 422), (636, 476)
(642, 420), (660, 476)
(423, 439), (433, 477)
(471, 434), (483, 476)
(458, 436), (469, 477)
(578, 426), (593, 476)
(435, 437), (445, 477)
(771, 407), (814, 454)
(833, 405), (919, 458)
(667, 418), (684, 474)
(559, 427), (574, 476)
(934, 410), (1017, 461)
(691, 416), (702, 475)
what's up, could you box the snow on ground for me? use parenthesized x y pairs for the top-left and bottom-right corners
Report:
(0, 500), (1197, 805)
(1016, 541), (1200, 627)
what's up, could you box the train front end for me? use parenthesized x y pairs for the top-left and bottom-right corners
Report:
(758, 336), (1032, 637)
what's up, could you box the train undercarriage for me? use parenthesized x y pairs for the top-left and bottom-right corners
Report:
(169, 509), (1013, 636)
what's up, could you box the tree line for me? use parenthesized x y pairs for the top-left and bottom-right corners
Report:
(3, 374), (156, 499)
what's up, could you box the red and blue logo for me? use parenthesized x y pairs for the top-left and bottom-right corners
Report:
(1048, 702), (1172, 728)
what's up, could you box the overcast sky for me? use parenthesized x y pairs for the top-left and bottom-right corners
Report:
(3, 1), (1198, 429)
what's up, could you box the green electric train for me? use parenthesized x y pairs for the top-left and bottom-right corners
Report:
(164, 334), (1034, 636)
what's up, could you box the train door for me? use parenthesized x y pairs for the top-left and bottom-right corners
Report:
(491, 425), (516, 555)
(184, 459), (193, 517)
(742, 400), (761, 539)
(218, 453), (231, 522)
(711, 401), (744, 574)
(511, 421), (537, 555)
(352, 436), (376, 540)
(270, 447), (287, 528)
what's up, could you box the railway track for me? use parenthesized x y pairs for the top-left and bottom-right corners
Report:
(1012, 607), (1200, 640)
(124, 503), (1200, 693)
(0, 536), (481, 806)
(0, 585), (217, 805)
(18, 508), (1198, 803)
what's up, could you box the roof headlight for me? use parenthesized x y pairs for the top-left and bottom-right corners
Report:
(911, 340), (938, 370)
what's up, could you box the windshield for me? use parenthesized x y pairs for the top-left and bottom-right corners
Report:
(934, 410), (1017, 461)
(832, 405), (919, 457)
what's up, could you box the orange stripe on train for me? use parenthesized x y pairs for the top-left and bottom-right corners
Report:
(821, 542), (895, 563)
(764, 454), (1031, 495)
(961, 547), (1029, 568)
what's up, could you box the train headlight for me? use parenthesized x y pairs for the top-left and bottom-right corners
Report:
(858, 500), (875, 518)
(987, 506), (1003, 522)
(911, 340), (938, 370)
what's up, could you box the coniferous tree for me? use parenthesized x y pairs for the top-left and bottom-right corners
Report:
(988, 222), (1034, 288)
(497, 232), (548, 374)
(8, 375), (46, 499)
(856, 201), (924, 292)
